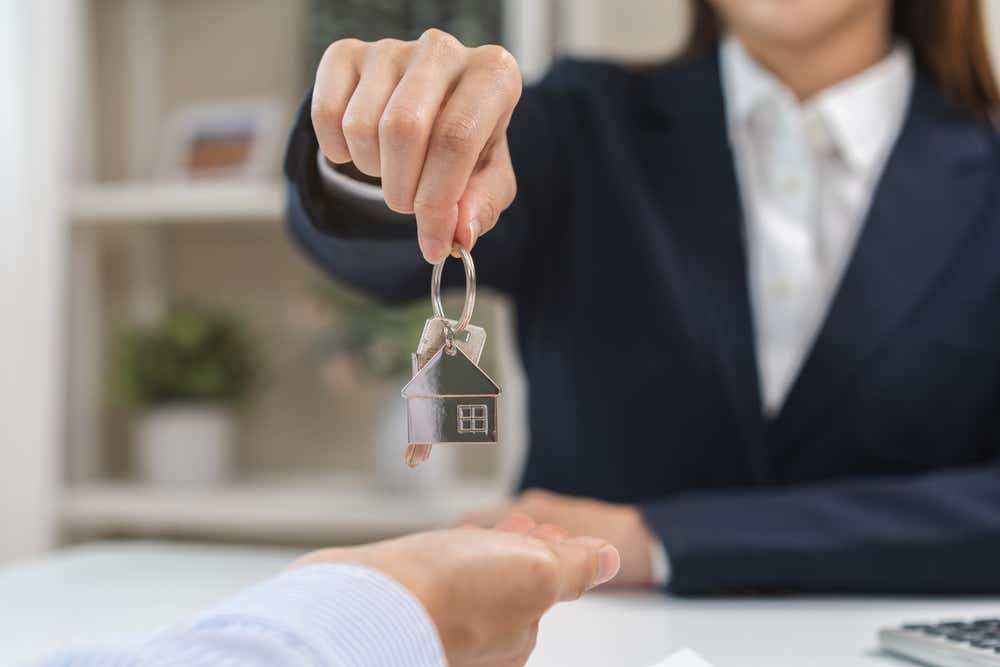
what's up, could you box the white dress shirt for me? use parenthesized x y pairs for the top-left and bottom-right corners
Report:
(721, 37), (914, 416)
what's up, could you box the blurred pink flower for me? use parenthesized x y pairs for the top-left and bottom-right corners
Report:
(321, 355), (360, 394)
(286, 293), (335, 336)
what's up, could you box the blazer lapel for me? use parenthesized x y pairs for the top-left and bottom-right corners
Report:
(640, 55), (768, 479)
(772, 74), (999, 444)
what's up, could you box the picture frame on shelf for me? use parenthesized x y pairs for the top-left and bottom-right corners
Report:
(156, 99), (285, 182)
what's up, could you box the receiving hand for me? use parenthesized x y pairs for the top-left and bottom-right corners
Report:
(292, 514), (620, 667)
(461, 489), (657, 588)
(311, 29), (523, 263)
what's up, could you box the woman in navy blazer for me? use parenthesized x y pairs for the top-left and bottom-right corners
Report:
(285, 0), (1000, 594)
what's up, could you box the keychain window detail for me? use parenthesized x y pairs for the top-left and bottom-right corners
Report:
(457, 404), (488, 434)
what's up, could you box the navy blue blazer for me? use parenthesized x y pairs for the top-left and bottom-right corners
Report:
(285, 51), (1000, 595)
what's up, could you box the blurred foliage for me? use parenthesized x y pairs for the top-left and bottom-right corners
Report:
(114, 305), (255, 409)
(315, 280), (427, 379)
(307, 0), (504, 72)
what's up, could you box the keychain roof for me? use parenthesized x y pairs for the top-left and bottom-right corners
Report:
(401, 345), (500, 398)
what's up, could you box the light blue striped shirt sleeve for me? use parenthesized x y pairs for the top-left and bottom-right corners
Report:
(32, 563), (447, 667)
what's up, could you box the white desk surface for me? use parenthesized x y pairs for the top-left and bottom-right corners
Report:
(1, 541), (997, 667)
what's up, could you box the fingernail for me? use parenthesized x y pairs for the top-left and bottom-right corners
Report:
(418, 233), (449, 264)
(404, 444), (420, 468)
(468, 218), (482, 249)
(592, 544), (621, 589)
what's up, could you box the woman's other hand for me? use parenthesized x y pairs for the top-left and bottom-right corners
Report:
(461, 489), (658, 588)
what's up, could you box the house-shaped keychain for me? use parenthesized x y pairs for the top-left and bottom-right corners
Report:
(401, 345), (500, 446)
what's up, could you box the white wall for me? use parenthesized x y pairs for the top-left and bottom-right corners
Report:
(988, 0), (1000, 73)
(0, 0), (80, 562)
(557, 0), (690, 61)
(557, 0), (1000, 66)
(504, 0), (554, 83)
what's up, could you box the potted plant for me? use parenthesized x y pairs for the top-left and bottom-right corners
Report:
(115, 305), (254, 486)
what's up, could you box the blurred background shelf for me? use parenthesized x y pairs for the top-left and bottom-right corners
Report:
(70, 181), (286, 226)
(53, 0), (537, 557)
(7, 0), (702, 560)
(60, 474), (507, 544)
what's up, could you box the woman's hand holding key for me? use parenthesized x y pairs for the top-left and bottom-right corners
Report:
(312, 29), (523, 264)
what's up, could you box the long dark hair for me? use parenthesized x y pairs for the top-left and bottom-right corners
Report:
(685, 0), (1000, 119)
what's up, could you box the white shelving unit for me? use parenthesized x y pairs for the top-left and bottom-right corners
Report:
(56, 0), (547, 549)
(62, 174), (497, 546)
(61, 475), (506, 544)
(71, 181), (286, 227)
(63, 178), (290, 480)
(63, 178), (295, 517)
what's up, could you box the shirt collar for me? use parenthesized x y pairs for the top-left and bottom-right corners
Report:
(720, 36), (787, 131)
(720, 36), (915, 171)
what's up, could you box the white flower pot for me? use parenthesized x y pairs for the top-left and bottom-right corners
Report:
(373, 382), (456, 495)
(135, 404), (236, 486)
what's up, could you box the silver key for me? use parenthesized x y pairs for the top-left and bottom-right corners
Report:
(402, 247), (501, 467)
(414, 317), (487, 368)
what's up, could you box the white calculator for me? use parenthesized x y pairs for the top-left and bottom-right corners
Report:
(880, 617), (1000, 666)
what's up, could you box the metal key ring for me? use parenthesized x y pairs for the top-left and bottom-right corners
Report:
(431, 245), (476, 335)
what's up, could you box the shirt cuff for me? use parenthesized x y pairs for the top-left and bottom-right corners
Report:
(196, 563), (447, 667)
(649, 538), (672, 587)
(312, 148), (416, 229)
(316, 150), (386, 203)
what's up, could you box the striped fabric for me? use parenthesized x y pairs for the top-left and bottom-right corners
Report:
(33, 564), (447, 667)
